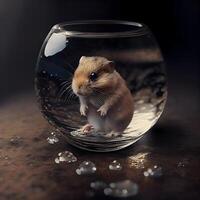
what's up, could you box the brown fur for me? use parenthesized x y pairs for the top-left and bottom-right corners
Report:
(72, 56), (134, 133)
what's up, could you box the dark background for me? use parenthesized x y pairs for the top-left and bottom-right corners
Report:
(0, 0), (199, 102)
(0, 1), (200, 199)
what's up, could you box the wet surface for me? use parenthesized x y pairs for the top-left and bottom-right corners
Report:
(0, 85), (199, 200)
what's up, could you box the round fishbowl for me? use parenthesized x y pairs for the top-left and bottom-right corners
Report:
(35, 20), (167, 152)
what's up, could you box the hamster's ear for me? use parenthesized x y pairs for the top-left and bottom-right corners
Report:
(79, 56), (86, 63)
(104, 61), (115, 73)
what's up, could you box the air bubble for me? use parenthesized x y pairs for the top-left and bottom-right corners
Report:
(55, 151), (77, 164)
(10, 136), (22, 145)
(76, 161), (96, 175)
(109, 160), (122, 171)
(90, 181), (107, 190)
(143, 165), (163, 178)
(104, 180), (138, 197)
(177, 159), (189, 168)
(47, 132), (59, 144)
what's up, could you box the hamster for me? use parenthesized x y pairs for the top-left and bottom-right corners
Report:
(72, 56), (134, 133)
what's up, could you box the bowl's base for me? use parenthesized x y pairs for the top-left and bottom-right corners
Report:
(63, 134), (143, 152)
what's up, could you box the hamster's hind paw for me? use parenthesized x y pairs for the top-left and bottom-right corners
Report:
(97, 105), (108, 116)
(80, 105), (88, 116)
(81, 124), (93, 134)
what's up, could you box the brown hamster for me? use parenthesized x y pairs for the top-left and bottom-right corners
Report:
(72, 56), (134, 133)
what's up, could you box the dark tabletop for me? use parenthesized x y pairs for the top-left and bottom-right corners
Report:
(0, 60), (199, 200)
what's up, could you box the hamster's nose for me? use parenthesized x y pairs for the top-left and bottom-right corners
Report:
(77, 85), (83, 95)
(78, 85), (82, 90)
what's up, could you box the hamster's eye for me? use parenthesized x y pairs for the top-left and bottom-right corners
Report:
(89, 72), (98, 81)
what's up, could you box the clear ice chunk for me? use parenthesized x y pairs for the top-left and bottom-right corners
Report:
(109, 160), (122, 170)
(76, 161), (97, 175)
(55, 151), (77, 164)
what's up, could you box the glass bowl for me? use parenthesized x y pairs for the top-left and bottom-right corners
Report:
(35, 20), (167, 152)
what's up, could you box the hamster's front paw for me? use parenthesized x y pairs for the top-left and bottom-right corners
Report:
(97, 105), (108, 116)
(80, 105), (88, 116)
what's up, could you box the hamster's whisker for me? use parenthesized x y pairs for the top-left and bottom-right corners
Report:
(58, 84), (69, 93)
(58, 83), (72, 96)
(64, 91), (76, 103)
(59, 80), (68, 85)
(69, 91), (76, 99)
(59, 80), (72, 86)
(65, 84), (72, 91)
(58, 83), (71, 96)
(57, 87), (67, 98)
(64, 95), (71, 104)
(59, 82), (70, 87)
(62, 90), (70, 100)
(60, 90), (74, 104)
(58, 82), (71, 93)
(58, 89), (68, 98)
(56, 87), (67, 102)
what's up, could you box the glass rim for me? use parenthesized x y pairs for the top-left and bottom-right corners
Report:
(52, 20), (149, 38)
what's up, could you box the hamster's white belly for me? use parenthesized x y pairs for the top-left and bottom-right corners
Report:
(87, 105), (106, 131)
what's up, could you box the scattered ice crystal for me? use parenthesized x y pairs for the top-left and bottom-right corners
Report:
(10, 136), (22, 145)
(128, 152), (149, 169)
(54, 151), (77, 164)
(76, 161), (97, 175)
(55, 158), (60, 164)
(104, 180), (138, 197)
(177, 159), (189, 167)
(47, 132), (59, 144)
(4, 156), (9, 160)
(109, 160), (122, 171)
(143, 165), (163, 178)
(143, 171), (149, 177)
(47, 136), (59, 144)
